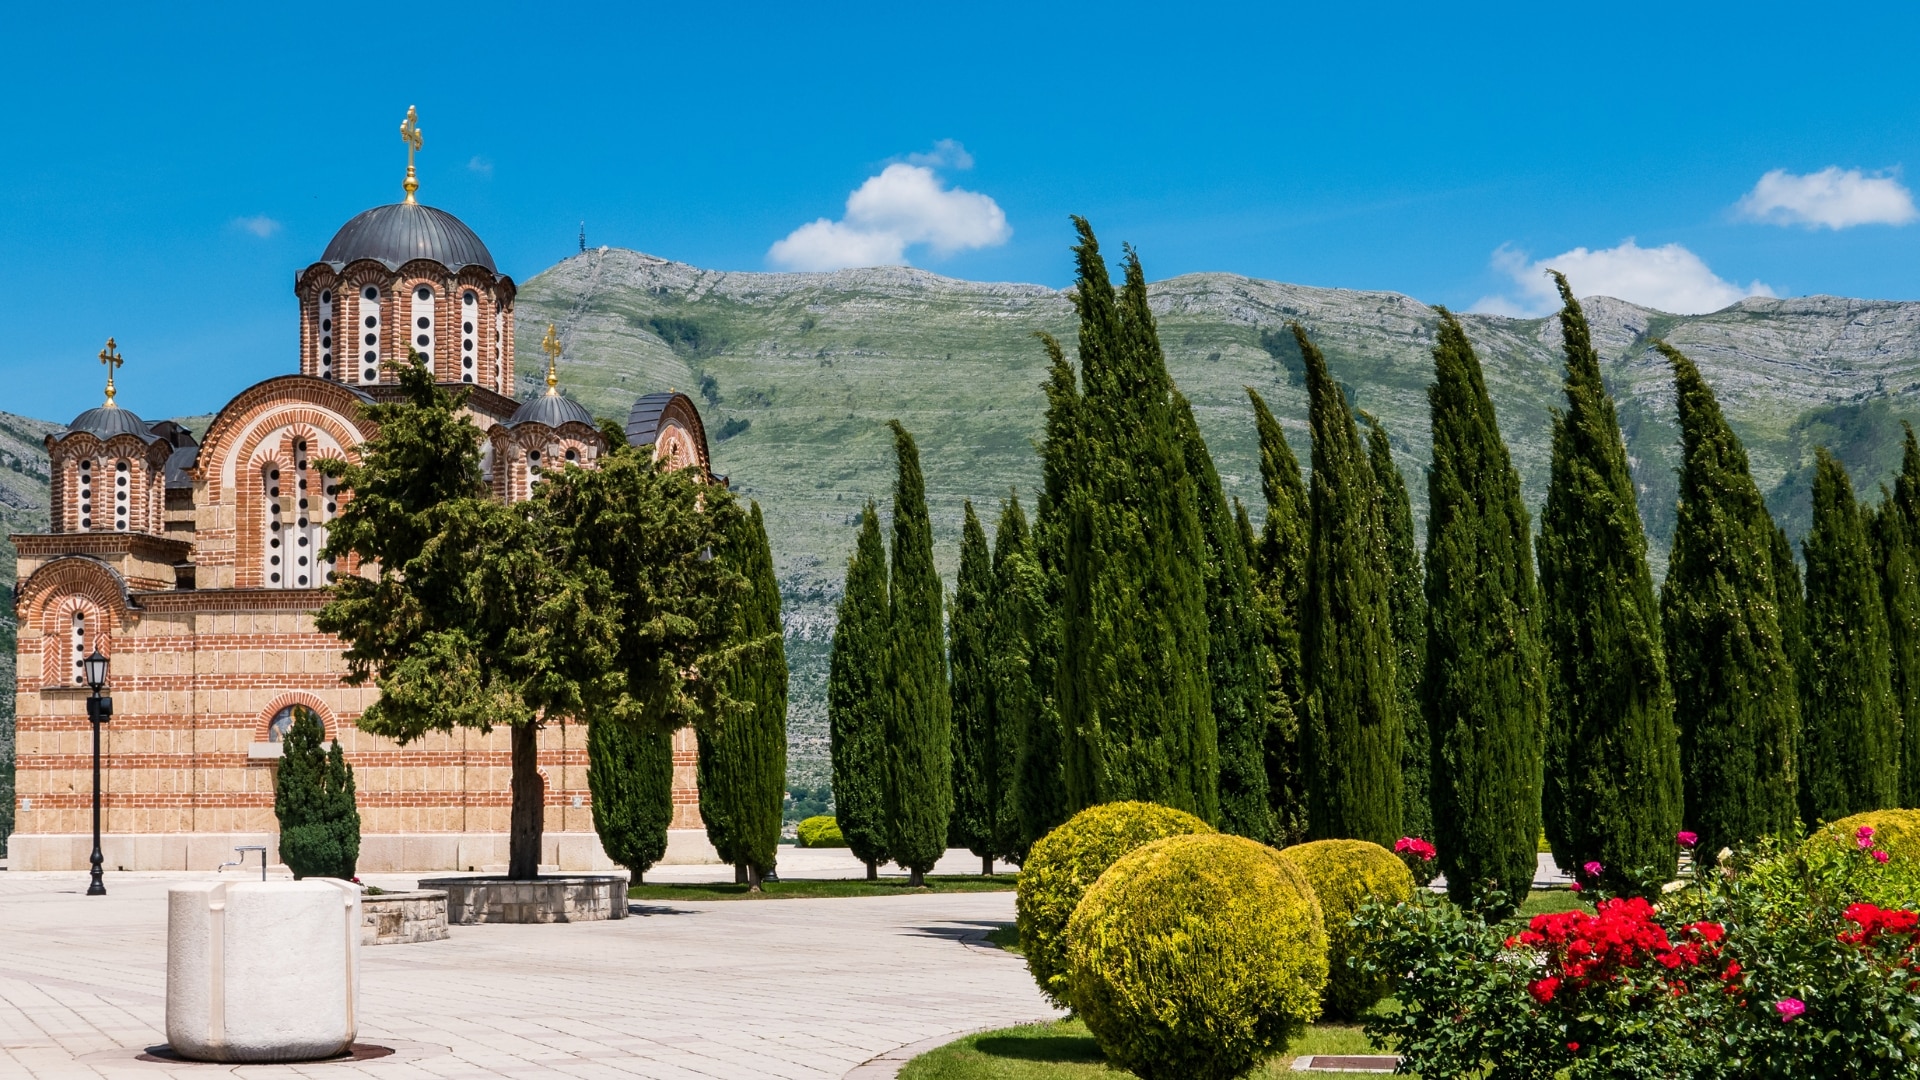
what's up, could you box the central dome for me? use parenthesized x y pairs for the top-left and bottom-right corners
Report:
(320, 202), (496, 273)
(64, 404), (158, 442)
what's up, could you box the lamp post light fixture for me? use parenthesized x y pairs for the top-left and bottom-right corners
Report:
(82, 649), (111, 896)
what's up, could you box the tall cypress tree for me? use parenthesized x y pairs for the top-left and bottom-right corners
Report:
(587, 718), (674, 883)
(1367, 414), (1430, 852)
(992, 494), (1061, 860)
(1800, 448), (1900, 824)
(884, 420), (952, 885)
(1174, 391), (1272, 841)
(1298, 322), (1402, 847)
(275, 706), (361, 880)
(1883, 425), (1920, 807)
(1658, 341), (1801, 860)
(1536, 275), (1682, 891)
(1049, 219), (1216, 821)
(1248, 387), (1311, 845)
(828, 503), (890, 878)
(697, 501), (788, 888)
(948, 501), (1001, 872)
(1422, 309), (1546, 910)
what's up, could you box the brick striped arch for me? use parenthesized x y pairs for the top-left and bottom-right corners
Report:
(16, 557), (132, 689)
(254, 692), (340, 742)
(192, 376), (375, 493)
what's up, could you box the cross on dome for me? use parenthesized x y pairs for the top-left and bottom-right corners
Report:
(98, 338), (123, 408)
(541, 323), (562, 395)
(399, 106), (423, 205)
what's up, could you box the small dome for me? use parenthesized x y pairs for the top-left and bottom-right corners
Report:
(64, 405), (156, 442)
(321, 202), (496, 273)
(508, 391), (595, 430)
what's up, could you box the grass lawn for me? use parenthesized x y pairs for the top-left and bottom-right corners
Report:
(898, 1018), (1384, 1078)
(627, 874), (1018, 901)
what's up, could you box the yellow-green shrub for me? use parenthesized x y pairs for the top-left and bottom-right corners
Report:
(1279, 838), (1415, 1018)
(1015, 801), (1214, 1006)
(795, 815), (846, 848)
(1067, 834), (1328, 1080)
(1808, 809), (1920, 865)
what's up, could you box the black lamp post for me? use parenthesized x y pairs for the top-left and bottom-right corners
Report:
(82, 649), (111, 896)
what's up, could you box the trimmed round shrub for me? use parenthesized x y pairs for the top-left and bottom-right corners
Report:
(795, 815), (846, 848)
(1067, 834), (1328, 1080)
(1015, 801), (1214, 1006)
(1279, 838), (1415, 1018)
(1808, 808), (1920, 864)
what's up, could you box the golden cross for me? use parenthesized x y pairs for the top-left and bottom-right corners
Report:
(98, 338), (123, 407)
(541, 324), (562, 393)
(399, 105), (423, 204)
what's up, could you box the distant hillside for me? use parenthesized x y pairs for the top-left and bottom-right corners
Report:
(8, 251), (1920, 793)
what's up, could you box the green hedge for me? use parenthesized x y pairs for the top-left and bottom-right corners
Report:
(1280, 838), (1414, 1019)
(796, 815), (847, 848)
(1015, 801), (1214, 1006)
(1067, 833), (1328, 1080)
(1808, 808), (1920, 866)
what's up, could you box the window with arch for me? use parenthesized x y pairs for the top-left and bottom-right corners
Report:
(356, 285), (381, 383)
(460, 289), (478, 382)
(266, 703), (323, 743)
(318, 289), (335, 379)
(261, 440), (336, 589)
(70, 610), (88, 685)
(78, 458), (93, 530)
(114, 459), (130, 531)
(410, 284), (435, 364)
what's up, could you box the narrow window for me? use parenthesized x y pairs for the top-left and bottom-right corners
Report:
(410, 284), (435, 367)
(357, 285), (381, 383)
(78, 459), (93, 530)
(264, 463), (285, 586)
(114, 460), (129, 531)
(460, 289), (478, 382)
(71, 611), (86, 685)
(318, 289), (334, 379)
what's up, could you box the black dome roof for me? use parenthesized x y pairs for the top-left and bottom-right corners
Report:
(63, 405), (158, 442)
(321, 202), (496, 273)
(508, 391), (596, 430)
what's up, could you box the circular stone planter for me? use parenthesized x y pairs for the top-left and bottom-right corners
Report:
(416, 874), (629, 924)
(361, 890), (448, 945)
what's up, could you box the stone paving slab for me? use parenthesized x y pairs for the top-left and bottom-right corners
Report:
(0, 867), (1056, 1079)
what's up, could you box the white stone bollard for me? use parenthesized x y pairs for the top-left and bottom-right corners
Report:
(166, 880), (361, 1063)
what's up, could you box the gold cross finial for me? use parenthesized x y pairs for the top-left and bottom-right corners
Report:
(399, 105), (423, 204)
(98, 338), (124, 408)
(541, 324), (562, 394)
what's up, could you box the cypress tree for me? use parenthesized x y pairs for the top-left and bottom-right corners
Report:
(884, 420), (952, 885)
(948, 501), (1001, 872)
(697, 501), (788, 888)
(1800, 448), (1900, 824)
(1884, 425), (1920, 807)
(1367, 414), (1430, 852)
(1174, 391), (1272, 841)
(1422, 309), (1546, 910)
(991, 494), (1060, 860)
(587, 718), (674, 883)
(828, 502), (890, 878)
(1248, 387), (1311, 845)
(1049, 219), (1216, 821)
(1298, 322), (1402, 847)
(1658, 341), (1801, 860)
(274, 706), (361, 880)
(1536, 275), (1682, 892)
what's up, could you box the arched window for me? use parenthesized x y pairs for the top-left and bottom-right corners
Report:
(266, 703), (322, 743)
(410, 284), (435, 364)
(262, 444), (333, 589)
(114, 459), (130, 531)
(78, 458), (93, 530)
(318, 289), (335, 380)
(460, 289), (478, 382)
(356, 285), (381, 384)
(70, 611), (87, 685)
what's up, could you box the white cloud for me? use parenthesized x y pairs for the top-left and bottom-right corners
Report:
(768, 161), (1010, 272)
(1735, 167), (1916, 229)
(905, 138), (974, 170)
(231, 214), (281, 239)
(467, 155), (494, 177)
(1470, 240), (1775, 317)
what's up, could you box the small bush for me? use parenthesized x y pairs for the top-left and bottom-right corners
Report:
(1808, 808), (1920, 866)
(1067, 834), (1328, 1080)
(274, 707), (360, 880)
(1280, 838), (1415, 1018)
(796, 815), (846, 848)
(1015, 801), (1214, 1006)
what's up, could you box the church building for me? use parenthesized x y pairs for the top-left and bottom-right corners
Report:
(8, 112), (717, 872)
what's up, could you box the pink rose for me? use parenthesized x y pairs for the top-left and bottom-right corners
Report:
(1875, 850), (1891, 864)
(1775, 998), (1806, 1022)
(1582, 860), (1603, 878)
(1676, 831), (1698, 847)
(1858, 826), (1877, 849)
(1569, 881), (1584, 892)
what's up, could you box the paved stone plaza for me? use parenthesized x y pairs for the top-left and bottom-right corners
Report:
(0, 849), (1054, 1080)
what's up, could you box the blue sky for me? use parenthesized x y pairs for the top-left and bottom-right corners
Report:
(5, 2), (1918, 423)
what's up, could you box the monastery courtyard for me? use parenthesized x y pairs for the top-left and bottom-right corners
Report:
(0, 849), (1054, 1080)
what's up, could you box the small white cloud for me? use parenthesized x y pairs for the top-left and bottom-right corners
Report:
(231, 214), (281, 239)
(468, 155), (494, 177)
(768, 161), (1010, 272)
(1735, 167), (1916, 229)
(1470, 240), (1775, 317)
(905, 139), (974, 170)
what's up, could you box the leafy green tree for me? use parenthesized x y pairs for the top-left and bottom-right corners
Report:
(829, 503), (891, 878)
(587, 718), (673, 883)
(1800, 448), (1901, 824)
(884, 421), (953, 885)
(1298, 322), (1402, 847)
(993, 493), (1062, 860)
(1658, 341), (1802, 859)
(1421, 309), (1546, 909)
(1047, 219), (1217, 821)
(1248, 387), (1311, 845)
(1882, 425), (1920, 807)
(948, 501), (1003, 872)
(1366, 414), (1430, 853)
(697, 501), (788, 888)
(1535, 276), (1682, 892)
(274, 706), (360, 879)
(1175, 391), (1272, 841)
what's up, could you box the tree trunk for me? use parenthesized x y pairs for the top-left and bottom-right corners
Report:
(746, 862), (763, 893)
(909, 867), (925, 888)
(508, 722), (545, 880)
(734, 862), (747, 885)
(982, 854), (993, 876)
(865, 859), (877, 881)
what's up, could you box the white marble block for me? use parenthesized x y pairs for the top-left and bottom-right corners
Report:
(166, 880), (361, 1063)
